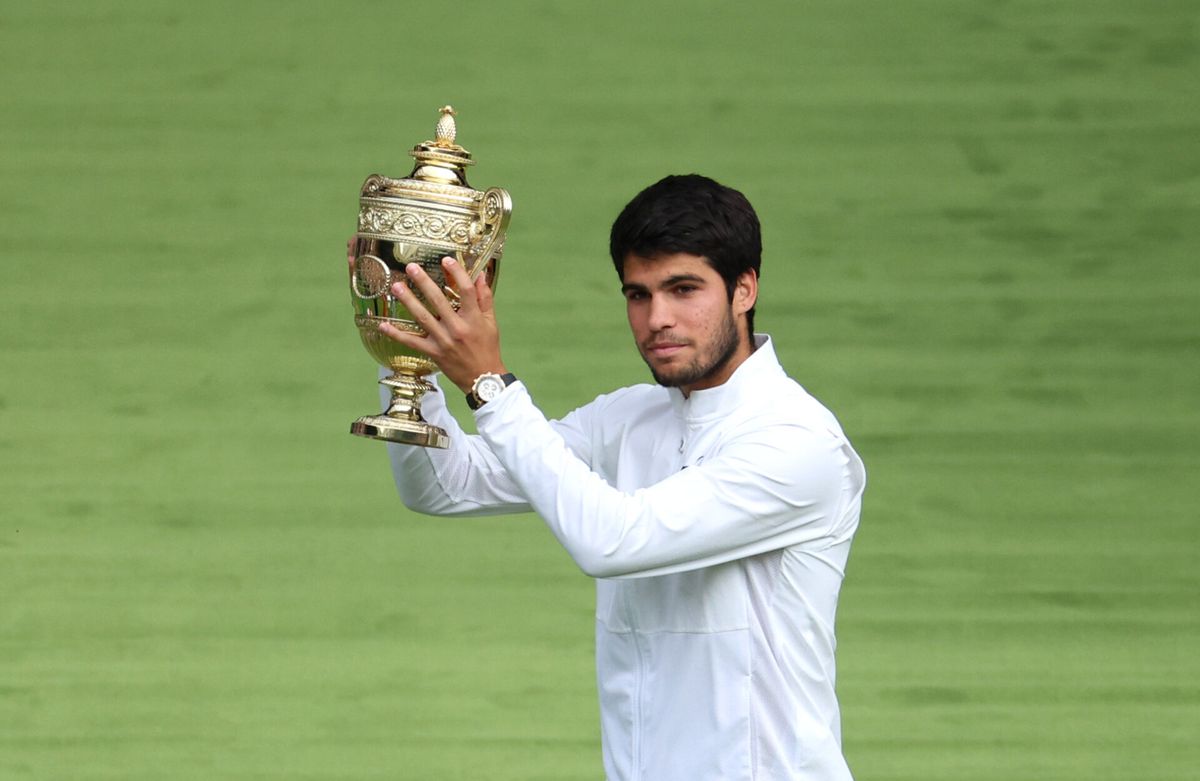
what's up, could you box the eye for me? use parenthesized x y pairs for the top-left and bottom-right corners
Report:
(624, 289), (648, 301)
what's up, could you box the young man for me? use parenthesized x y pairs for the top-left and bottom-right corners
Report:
(379, 175), (866, 780)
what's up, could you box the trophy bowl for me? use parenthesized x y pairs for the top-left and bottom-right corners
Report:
(349, 106), (512, 447)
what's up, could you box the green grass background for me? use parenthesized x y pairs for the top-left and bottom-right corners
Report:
(2, 1), (1197, 778)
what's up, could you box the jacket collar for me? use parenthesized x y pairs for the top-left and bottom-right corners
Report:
(668, 334), (785, 422)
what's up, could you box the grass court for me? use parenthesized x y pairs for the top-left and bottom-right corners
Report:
(2, 1), (1197, 778)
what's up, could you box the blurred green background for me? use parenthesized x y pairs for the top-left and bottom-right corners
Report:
(2, 1), (1197, 778)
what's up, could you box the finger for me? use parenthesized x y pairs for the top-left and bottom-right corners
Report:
(441, 256), (478, 313)
(346, 237), (356, 277)
(391, 278), (449, 342)
(404, 262), (459, 321)
(474, 272), (494, 315)
(378, 319), (432, 353)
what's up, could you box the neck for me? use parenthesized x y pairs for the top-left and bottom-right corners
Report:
(679, 326), (756, 397)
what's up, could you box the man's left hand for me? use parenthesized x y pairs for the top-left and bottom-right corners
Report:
(379, 256), (508, 395)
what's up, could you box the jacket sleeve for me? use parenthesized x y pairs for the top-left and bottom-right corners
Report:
(385, 374), (593, 517)
(474, 383), (864, 579)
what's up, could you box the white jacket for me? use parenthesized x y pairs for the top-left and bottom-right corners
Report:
(387, 336), (865, 780)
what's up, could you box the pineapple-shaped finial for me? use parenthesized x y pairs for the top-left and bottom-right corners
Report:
(434, 106), (457, 147)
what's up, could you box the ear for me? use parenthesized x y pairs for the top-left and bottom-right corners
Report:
(732, 269), (758, 316)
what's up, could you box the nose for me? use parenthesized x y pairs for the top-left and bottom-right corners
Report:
(647, 294), (675, 332)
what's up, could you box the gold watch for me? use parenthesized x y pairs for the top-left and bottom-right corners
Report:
(466, 372), (517, 410)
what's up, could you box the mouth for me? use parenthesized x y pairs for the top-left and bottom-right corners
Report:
(644, 342), (688, 358)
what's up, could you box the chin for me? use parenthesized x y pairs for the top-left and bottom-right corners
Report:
(649, 367), (692, 388)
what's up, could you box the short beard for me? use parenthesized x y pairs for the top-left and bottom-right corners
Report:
(645, 310), (741, 390)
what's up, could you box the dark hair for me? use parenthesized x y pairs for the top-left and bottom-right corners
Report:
(609, 174), (762, 334)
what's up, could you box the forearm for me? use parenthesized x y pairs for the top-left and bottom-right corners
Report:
(383, 372), (531, 517)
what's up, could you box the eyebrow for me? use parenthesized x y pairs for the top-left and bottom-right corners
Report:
(621, 273), (708, 295)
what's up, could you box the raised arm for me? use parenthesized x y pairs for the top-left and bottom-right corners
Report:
(474, 385), (863, 578)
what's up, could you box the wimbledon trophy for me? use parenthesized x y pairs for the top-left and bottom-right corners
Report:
(349, 106), (512, 447)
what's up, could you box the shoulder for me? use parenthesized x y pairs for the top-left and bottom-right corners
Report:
(736, 371), (847, 439)
(725, 372), (865, 498)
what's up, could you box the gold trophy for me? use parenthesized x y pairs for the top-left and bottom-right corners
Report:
(349, 106), (512, 447)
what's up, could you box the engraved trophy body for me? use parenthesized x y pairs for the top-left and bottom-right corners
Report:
(349, 106), (512, 447)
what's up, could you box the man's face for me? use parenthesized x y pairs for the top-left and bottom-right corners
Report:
(621, 252), (756, 395)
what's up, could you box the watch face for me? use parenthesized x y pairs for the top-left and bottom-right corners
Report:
(476, 376), (504, 402)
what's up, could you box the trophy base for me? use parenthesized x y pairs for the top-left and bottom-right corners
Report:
(350, 415), (450, 449)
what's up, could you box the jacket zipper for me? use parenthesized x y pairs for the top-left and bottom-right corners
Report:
(623, 582), (644, 779)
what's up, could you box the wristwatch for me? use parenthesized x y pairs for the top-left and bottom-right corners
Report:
(466, 372), (517, 410)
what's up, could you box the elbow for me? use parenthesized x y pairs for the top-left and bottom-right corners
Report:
(557, 506), (647, 579)
(576, 558), (622, 579)
(395, 480), (453, 516)
(399, 495), (437, 516)
(568, 547), (636, 579)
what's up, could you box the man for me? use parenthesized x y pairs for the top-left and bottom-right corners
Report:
(379, 174), (866, 780)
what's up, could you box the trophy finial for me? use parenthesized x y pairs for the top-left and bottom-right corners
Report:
(435, 106), (457, 147)
(408, 105), (474, 185)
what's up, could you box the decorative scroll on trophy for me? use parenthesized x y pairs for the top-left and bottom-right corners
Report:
(348, 106), (513, 447)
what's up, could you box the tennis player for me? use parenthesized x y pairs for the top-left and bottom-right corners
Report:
(379, 174), (865, 780)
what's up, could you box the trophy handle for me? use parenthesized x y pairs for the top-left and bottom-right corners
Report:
(466, 187), (513, 279)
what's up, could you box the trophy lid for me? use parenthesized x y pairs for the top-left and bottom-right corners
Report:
(408, 105), (476, 187)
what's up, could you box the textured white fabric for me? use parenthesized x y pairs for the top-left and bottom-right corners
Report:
(386, 336), (865, 780)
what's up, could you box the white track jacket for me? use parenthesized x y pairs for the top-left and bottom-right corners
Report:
(386, 336), (866, 780)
